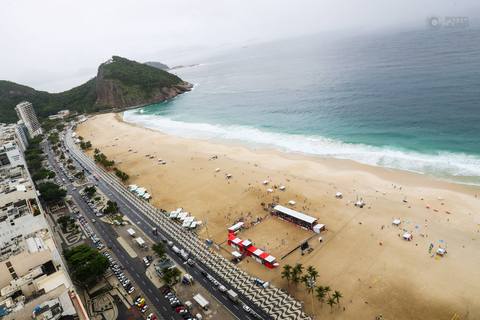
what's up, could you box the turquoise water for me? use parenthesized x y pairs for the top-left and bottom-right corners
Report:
(124, 28), (480, 185)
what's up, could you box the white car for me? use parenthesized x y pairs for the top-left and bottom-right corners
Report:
(243, 305), (251, 313)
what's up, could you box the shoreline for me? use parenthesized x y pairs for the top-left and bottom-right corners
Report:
(78, 113), (480, 320)
(118, 112), (480, 191)
(117, 112), (479, 196)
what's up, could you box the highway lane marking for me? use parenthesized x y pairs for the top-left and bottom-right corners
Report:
(162, 306), (167, 311)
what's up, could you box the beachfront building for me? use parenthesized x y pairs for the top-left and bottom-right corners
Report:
(14, 122), (29, 153)
(0, 129), (81, 319)
(227, 232), (278, 269)
(272, 205), (318, 229)
(47, 110), (70, 121)
(14, 101), (43, 138)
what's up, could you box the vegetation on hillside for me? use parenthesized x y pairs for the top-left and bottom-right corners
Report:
(0, 56), (187, 123)
(103, 56), (181, 96)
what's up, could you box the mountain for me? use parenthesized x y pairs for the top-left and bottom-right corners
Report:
(0, 56), (192, 123)
(144, 61), (170, 70)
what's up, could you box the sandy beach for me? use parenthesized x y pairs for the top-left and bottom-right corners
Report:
(77, 113), (480, 320)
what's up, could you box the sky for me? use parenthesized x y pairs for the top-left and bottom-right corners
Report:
(1, 0), (478, 92)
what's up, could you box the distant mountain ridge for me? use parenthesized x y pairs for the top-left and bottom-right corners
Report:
(144, 61), (170, 70)
(0, 56), (192, 123)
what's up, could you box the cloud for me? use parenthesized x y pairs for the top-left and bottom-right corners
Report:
(1, 0), (478, 91)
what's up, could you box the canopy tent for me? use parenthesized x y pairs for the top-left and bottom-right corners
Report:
(232, 251), (242, 258)
(228, 222), (244, 233)
(392, 219), (401, 226)
(135, 237), (146, 246)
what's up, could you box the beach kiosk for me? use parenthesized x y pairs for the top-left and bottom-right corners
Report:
(126, 228), (136, 237)
(436, 248), (447, 256)
(135, 237), (147, 248)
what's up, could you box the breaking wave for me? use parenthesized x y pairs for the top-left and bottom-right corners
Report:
(123, 111), (480, 185)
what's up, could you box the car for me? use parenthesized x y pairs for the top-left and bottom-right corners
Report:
(146, 314), (157, 320)
(140, 305), (149, 313)
(134, 297), (144, 306)
(127, 286), (135, 294)
(242, 305), (251, 313)
(175, 306), (185, 313)
(218, 285), (227, 292)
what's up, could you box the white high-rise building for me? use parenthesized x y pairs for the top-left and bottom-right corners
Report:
(14, 122), (29, 153)
(14, 101), (42, 138)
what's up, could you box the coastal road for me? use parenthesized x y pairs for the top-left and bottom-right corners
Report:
(56, 137), (259, 320)
(63, 127), (310, 320)
(43, 142), (183, 320)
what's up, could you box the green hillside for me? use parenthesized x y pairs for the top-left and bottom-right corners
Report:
(0, 56), (189, 123)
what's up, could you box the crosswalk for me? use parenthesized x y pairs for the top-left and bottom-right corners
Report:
(65, 132), (310, 320)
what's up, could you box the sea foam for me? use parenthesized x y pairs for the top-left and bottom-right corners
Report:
(123, 111), (480, 185)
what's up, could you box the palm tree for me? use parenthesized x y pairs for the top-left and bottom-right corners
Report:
(281, 264), (292, 286)
(333, 290), (343, 304)
(291, 269), (301, 286)
(291, 263), (304, 286)
(327, 297), (336, 311)
(315, 286), (326, 305)
(306, 265), (318, 281)
(324, 285), (332, 298)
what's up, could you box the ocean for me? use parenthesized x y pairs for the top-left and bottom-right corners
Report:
(124, 28), (480, 185)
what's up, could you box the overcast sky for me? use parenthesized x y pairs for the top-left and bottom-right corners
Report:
(1, 0), (478, 92)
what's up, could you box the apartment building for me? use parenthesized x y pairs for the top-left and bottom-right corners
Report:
(0, 128), (78, 319)
(14, 101), (43, 138)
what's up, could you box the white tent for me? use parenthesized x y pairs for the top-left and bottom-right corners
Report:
(267, 188), (273, 193)
(263, 180), (269, 185)
(279, 185), (286, 191)
(135, 237), (146, 246)
(178, 212), (190, 221)
(228, 222), (244, 232)
(335, 192), (343, 199)
(183, 218), (194, 228)
(392, 219), (401, 226)
(288, 200), (296, 205)
(126, 228), (136, 236)
(402, 232), (413, 241)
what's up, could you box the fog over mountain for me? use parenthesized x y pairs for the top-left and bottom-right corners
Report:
(1, 0), (478, 92)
